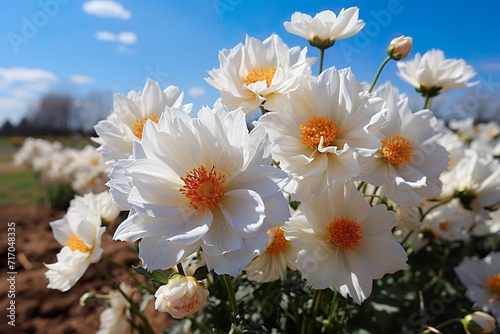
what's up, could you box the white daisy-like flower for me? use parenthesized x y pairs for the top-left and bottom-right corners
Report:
(421, 199), (475, 242)
(108, 105), (290, 277)
(45, 192), (107, 291)
(359, 82), (449, 206)
(244, 226), (298, 283)
(97, 283), (131, 334)
(284, 8), (365, 49)
(206, 34), (315, 114)
(258, 67), (386, 199)
(93, 79), (192, 163)
(440, 149), (500, 216)
(437, 131), (466, 168)
(13, 137), (63, 168)
(455, 252), (500, 322)
(95, 190), (121, 224)
(397, 49), (478, 97)
(473, 209), (500, 237)
(284, 180), (407, 304)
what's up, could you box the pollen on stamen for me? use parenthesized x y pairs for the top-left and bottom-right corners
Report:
(326, 217), (363, 250)
(486, 274), (500, 295)
(300, 116), (338, 150)
(381, 134), (414, 165)
(132, 113), (160, 139)
(266, 227), (288, 254)
(180, 166), (226, 210)
(243, 66), (277, 87)
(66, 234), (91, 253)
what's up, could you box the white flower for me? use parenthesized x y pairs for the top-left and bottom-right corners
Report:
(244, 226), (298, 283)
(155, 275), (209, 319)
(397, 49), (478, 96)
(422, 199), (475, 242)
(359, 82), (449, 206)
(258, 67), (386, 200)
(455, 252), (500, 322)
(95, 191), (121, 223)
(284, 180), (407, 304)
(206, 34), (314, 114)
(93, 79), (192, 163)
(97, 283), (131, 334)
(45, 193), (107, 291)
(284, 8), (364, 49)
(473, 209), (500, 237)
(109, 105), (290, 277)
(440, 149), (500, 216)
(69, 145), (111, 195)
(13, 137), (62, 168)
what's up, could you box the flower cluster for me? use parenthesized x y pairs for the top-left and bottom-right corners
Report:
(23, 5), (500, 334)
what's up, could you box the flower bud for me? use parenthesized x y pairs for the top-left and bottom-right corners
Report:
(154, 275), (209, 319)
(387, 36), (412, 60)
(462, 311), (496, 334)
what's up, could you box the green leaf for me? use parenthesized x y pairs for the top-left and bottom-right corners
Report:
(132, 266), (169, 284)
(193, 266), (209, 280)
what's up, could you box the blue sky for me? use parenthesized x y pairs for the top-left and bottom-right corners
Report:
(2, 0), (500, 126)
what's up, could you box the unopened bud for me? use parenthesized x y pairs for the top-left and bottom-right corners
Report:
(463, 311), (496, 334)
(154, 275), (209, 319)
(387, 36), (413, 60)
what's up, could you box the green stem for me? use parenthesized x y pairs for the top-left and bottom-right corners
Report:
(223, 274), (239, 334)
(319, 48), (325, 75)
(420, 197), (455, 221)
(95, 263), (155, 334)
(431, 243), (452, 293)
(324, 290), (339, 331)
(368, 56), (391, 93)
(102, 255), (155, 294)
(419, 318), (463, 334)
(306, 290), (323, 334)
(423, 95), (433, 110)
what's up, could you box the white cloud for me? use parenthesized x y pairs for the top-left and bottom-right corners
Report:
(116, 45), (135, 54)
(0, 97), (26, 109)
(95, 31), (137, 44)
(70, 75), (94, 84)
(118, 32), (137, 44)
(12, 89), (37, 99)
(0, 67), (59, 85)
(95, 31), (117, 42)
(83, 0), (131, 20)
(188, 86), (207, 98)
(0, 67), (60, 124)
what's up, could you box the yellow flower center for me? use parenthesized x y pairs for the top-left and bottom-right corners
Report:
(180, 166), (226, 210)
(66, 234), (91, 253)
(381, 134), (414, 165)
(326, 217), (363, 250)
(266, 227), (288, 254)
(300, 116), (338, 150)
(132, 114), (160, 139)
(486, 274), (500, 295)
(243, 66), (276, 87)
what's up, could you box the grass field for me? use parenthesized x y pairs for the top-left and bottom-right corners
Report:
(0, 136), (94, 206)
(0, 166), (44, 205)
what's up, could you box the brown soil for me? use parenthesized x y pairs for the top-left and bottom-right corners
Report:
(0, 205), (171, 334)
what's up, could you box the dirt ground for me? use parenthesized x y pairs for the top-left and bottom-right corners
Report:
(0, 205), (171, 334)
